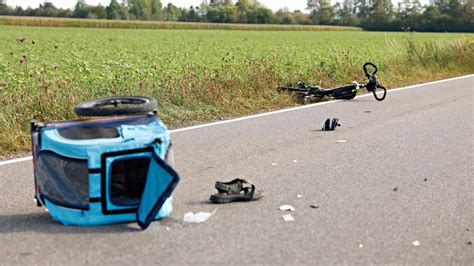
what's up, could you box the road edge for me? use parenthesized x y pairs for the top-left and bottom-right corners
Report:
(1, 74), (472, 167)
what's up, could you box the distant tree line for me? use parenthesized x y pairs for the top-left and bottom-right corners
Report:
(0, 0), (472, 32)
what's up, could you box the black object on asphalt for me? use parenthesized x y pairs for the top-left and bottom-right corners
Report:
(210, 178), (264, 204)
(322, 118), (340, 131)
(393, 187), (399, 192)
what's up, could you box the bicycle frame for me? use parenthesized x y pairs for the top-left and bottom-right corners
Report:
(277, 62), (387, 103)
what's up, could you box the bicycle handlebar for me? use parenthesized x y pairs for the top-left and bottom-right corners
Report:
(361, 62), (386, 101)
(363, 62), (378, 79)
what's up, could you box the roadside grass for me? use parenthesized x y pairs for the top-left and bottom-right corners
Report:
(0, 26), (472, 157)
(0, 16), (362, 32)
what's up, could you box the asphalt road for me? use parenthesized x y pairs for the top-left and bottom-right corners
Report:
(1, 76), (473, 265)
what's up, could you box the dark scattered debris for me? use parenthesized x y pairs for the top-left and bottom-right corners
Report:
(467, 228), (470, 232)
(424, 178), (428, 182)
(467, 241), (472, 245)
(364, 111), (371, 113)
(18, 37), (26, 43)
(393, 187), (399, 192)
(32, 40), (35, 45)
(309, 205), (320, 209)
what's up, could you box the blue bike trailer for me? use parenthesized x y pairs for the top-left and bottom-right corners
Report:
(31, 101), (180, 230)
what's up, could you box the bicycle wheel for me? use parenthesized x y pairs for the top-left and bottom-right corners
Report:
(74, 96), (157, 117)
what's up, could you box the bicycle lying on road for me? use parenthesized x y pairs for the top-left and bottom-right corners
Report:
(277, 62), (387, 103)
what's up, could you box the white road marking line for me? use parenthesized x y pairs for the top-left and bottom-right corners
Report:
(0, 156), (33, 166)
(1, 74), (472, 167)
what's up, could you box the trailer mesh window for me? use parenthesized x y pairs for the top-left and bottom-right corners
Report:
(35, 151), (89, 209)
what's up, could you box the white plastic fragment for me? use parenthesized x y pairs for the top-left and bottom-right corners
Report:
(359, 244), (363, 248)
(297, 195), (303, 198)
(412, 240), (421, 247)
(336, 140), (347, 143)
(279, 205), (295, 211)
(271, 163), (278, 166)
(293, 160), (298, 163)
(183, 209), (216, 224)
(282, 214), (295, 222)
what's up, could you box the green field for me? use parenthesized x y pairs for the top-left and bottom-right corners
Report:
(0, 16), (362, 31)
(0, 25), (473, 156)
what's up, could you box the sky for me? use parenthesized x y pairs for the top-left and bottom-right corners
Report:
(8, 1), (310, 11)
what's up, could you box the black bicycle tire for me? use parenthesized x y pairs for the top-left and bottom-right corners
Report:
(74, 96), (157, 117)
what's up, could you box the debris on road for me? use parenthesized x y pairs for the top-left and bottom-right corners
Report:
(297, 195), (303, 198)
(309, 205), (320, 209)
(283, 214), (295, 222)
(336, 140), (347, 143)
(424, 178), (428, 182)
(183, 209), (216, 224)
(393, 187), (399, 192)
(210, 179), (264, 204)
(272, 163), (278, 166)
(279, 205), (295, 211)
(467, 241), (472, 245)
(293, 160), (298, 163)
(412, 240), (421, 247)
(364, 110), (371, 113)
(359, 244), (364, 248)
(322, 118), (341, 131)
